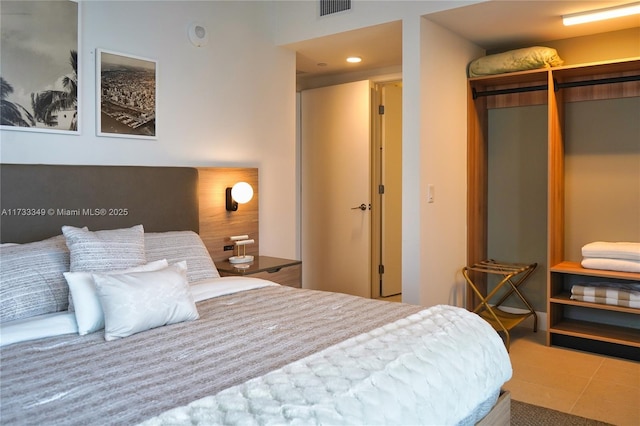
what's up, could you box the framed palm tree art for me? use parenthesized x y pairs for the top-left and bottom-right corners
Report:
(96, 49), (157, 140)
(0, 0), (79, 134)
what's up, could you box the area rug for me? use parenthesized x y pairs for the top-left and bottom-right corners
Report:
(511, 400), (614, 426)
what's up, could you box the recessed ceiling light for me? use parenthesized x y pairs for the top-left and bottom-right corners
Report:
(563, 2), (640, 26)
(346, 56), (362, 63)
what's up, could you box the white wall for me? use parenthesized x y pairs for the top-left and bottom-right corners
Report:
(420, 18), (484, 307)
(0, 1), (298, 260)
(270, 2), (639, 309)
(399, 15), (482, 307)
(400, 15), (423, 305)
(1, 1), (485, 304)
(270, 0), (481, 45)
(271, 1), (483, 306)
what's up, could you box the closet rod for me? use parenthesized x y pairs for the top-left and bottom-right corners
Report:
(472, 74), (640, 99)
(555, 74), (640, 90)
(472, 84), (548, 99)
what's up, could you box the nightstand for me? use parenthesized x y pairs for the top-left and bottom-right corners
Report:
(217, 256), (302, 288)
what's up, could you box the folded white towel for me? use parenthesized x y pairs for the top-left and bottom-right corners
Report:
(581, 242), (640, 262)
(581, 257), (640, 273)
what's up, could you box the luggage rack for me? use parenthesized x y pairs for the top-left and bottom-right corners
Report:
(463, 260), (538, 350)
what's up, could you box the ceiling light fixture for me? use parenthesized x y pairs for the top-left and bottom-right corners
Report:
(562, 1), (640, 25)
(346, 56), (362, 63)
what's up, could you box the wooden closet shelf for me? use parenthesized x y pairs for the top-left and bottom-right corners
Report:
(550, 293), (640, 315)
(551, 261), (640, 281)
(550, 319), (640, 347)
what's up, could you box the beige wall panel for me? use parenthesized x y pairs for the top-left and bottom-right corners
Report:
(564, 97), (640, 261)
(487, 105), (548, 312)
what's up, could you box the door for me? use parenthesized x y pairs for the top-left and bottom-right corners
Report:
(301, 80), (372, 298)
(375, 81), (402, 297)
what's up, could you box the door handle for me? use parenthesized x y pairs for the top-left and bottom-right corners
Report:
(351, 203), (368, 211)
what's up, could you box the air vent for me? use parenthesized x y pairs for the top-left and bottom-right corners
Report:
(320, 0), (351, 16)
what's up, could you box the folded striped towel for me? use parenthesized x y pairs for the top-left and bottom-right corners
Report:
(581, 242), (640, 262)
(577, 281), (640, 292)
(570, 294), (640, 309)
(571, 285), (640, 309)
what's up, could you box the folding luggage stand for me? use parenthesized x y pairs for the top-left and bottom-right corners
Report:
(463, 260), (537, 350)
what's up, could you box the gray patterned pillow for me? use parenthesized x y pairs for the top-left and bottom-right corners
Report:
(145, 231), (220, 282)
(0, 235), (70, 322)
(62, 225), (146, 273)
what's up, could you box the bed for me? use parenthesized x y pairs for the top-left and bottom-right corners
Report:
(0, 164), (512, 425)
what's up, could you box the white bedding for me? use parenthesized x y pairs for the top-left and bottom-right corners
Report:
(1, 280), (510, 425)
(141, 304), (512, 426)
(0, 277), (278, 347)
(0, 311), (78, 347)
(190, 276), (279, 302)
(581, 241), (640, 273)
(581, 241), (640, 262)
(581, 257), (640, 273)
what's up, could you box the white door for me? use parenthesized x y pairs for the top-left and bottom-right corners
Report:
(301, 80), (372, 298)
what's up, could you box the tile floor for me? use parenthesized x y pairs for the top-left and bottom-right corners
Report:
(504, 327), (639, 426)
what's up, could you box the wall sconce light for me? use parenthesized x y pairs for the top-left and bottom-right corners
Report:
(563, 2), (640, 26)
(225, 182), (253, 211)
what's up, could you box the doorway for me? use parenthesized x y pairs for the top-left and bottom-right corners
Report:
(300, 79), (402, 300)
(373, 81), (402, 298)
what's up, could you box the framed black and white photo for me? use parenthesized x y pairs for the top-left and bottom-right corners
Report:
(97, 49), (157, 139)
(0, 0), (80, 134)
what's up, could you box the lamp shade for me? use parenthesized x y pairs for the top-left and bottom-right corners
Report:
(231, 182), (253, 204)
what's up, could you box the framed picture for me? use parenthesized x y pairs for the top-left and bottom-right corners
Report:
(0, 0), (80, 134)
(97, 49), (157, 139)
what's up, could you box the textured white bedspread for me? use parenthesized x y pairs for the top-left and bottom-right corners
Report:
(142, 305), (512, 426)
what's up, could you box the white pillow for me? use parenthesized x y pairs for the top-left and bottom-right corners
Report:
(64, 259), (169, 335)
(62, 224), (146, 272)
(66, 258), (170, 312)
(93, 261), (199, 341)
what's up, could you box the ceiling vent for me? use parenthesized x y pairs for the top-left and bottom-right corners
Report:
(320, 0), (351, 17)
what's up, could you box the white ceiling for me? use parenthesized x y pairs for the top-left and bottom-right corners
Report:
(293, 1), (640, 79)
(292, 20), (403, 77)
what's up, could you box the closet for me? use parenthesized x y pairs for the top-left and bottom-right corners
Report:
(467, 58), (640, 360)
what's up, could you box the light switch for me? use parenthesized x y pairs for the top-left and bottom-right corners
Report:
(427, 184), (434, 203)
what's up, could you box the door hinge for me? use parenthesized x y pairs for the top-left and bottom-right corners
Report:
(378, 264), (385, 274)
(378, 105), (385, 115)
(378, 184), (384, 194)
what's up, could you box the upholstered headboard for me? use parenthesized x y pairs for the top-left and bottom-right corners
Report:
(0, 164), (199, 244)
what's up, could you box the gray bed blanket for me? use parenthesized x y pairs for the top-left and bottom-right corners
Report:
(0, 286), (422, 425)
